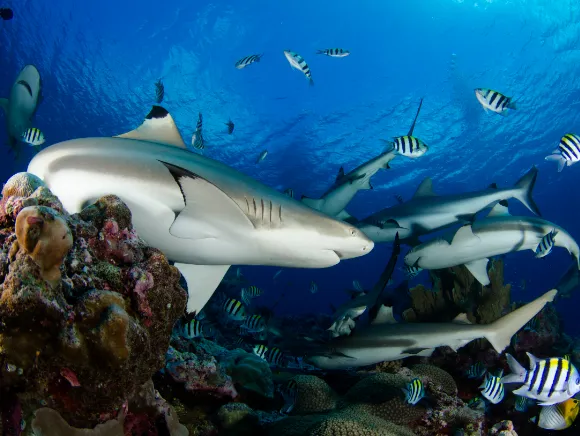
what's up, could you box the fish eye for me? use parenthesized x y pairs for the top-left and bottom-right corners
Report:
(350, 229), (356, 236)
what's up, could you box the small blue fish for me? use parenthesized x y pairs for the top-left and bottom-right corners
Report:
(466, 362), (487, 379)
(402, 378), (425, 405)
(515, 396), (531, 412)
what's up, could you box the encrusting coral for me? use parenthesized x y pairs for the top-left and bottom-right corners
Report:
(0, 173), (187, 428)
(292, 375), (337, 414)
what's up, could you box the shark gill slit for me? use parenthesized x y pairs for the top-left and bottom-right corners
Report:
(261, 198), (265, 221)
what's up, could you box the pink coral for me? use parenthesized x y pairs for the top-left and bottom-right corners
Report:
(127, 267), (154, 324)
(60, 367), (81, 387)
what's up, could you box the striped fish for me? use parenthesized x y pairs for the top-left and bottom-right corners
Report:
(466, 362), (487, 379)
(21, 127), (45, 147)
(266, 347), (285, 366)
(391, 135), (428, 158)
(283, 50), (314, 85)
(479, 371), (505, 404)
(235, 54), (262, 69)
(503, 353), (580, 406)
(222, 298), (247, 321)
(253, 344), (268, 360)
(316, 48), (350, 58)
(533, 398), (580, 430)
(474, 88), (517, 115)
(394, 194), (404, 204)
(514, 396), (531, 412)
(241, 286), (263, 305)
(402, 378), (425, 405)
(191, 113), (204, 150)
(403, 265), (423, 279)
(309, 281), (318, 294)
(535, 229), (558, 258)
(279, 379), (298, 414)
(524, 316), (539, 332)
(283, 188), (294, 198)
(241, 314), (266, 333)
(546, 133), (580, 172)
(154, 79), (164, 104)
(182, 318), (203, 339)
(352, 280), (364, 293)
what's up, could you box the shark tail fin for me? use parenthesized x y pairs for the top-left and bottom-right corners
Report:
(501, 353), (527, 384)
(483, 289), (557, 354)
(513, 166), (541, 216)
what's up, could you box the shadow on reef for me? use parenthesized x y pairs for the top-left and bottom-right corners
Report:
(1, 172), (579, 435)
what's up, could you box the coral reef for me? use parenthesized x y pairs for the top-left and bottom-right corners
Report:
(409, 364), (457, 396)
(404, 259), (510, 324)
(0, 173), (187, 427)
(292, 375), (337, 414)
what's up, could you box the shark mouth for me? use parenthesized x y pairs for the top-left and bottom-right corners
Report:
(16, 80), (33, 97)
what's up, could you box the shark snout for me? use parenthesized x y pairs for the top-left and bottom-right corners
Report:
(334, 227), (374, 259)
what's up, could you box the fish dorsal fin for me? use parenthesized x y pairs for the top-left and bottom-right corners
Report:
(487, 201), (510, 218)
(413, 178), (436, 198)
(115, 105), (187, 149)
(526, 352), (540, 369)
(452, 225), (479, 245)
(452, 313), (472, 325)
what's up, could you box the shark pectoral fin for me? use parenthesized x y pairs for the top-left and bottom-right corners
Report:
(452, 313), (472, 324)
(464, 259), (490, 285)
(0, 98), (8, 114)
(336, 210), (353, 221)
(402, 347), (431, 355)
(175, 263), (230, 313)
(486, 202), (511, 218)
(417, 348), (435, 357)
(412, 177), (436, 198)
(301, 196), (324, 211)
(116, 106), (187, 149)
(161, 161), (254, 238)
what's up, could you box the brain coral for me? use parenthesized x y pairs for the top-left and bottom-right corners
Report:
(0, 173), (187, 427)
(338, 373), (425, 426)
(292, 375), (337, 414)
(409, 364), (457, 395)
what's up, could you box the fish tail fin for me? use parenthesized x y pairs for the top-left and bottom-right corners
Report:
(508, 99), (517, 110)
(513, 166), (541, 216)
(501, 353), (527, 384)
(380, 138), (395, 153)
(309, 78), (314, 87)
(545, 154), (567, 172)
(484, 289), (557, 354)
(316, 49), (325, 54)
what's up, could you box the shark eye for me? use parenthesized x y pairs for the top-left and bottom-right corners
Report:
(350, 229), (357, 236)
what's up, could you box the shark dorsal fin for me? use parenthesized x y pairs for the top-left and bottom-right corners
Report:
(115, 105), (187, 149)
(413, 178), (435, 198)
(487, 201), (510, 218)
(452, 225), (479, 245)
(371, 305), (397, 325)
(452, 313), (472, 324)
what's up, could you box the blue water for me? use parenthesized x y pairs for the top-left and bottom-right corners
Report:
(1, 0), (579, 331)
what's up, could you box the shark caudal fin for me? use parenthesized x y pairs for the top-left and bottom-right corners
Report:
(513, 166), (541, 216)
(484, 289), (557, 353)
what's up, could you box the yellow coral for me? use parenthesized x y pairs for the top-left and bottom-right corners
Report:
(15, 206), (72, 286)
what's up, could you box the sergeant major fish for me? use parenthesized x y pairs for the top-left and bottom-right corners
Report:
(241, 314), (266, 333)
(402, 378), (425, 405)
(474, 88), (517, 115)
(155, 79), (164, 104)
(279, 379), (298, 414)
(480, 371), (505, 404)
(222, 298), (247, 321)
(225, 119), (234, 134)
(466, 362), (487, 379)
(21, 127), (45, 148)
(235, 54), (262, 69)
(316, 48), (350, 57)
(283, 50), (313, 85)
(253, 344), (269, 359)
(502, 353), (580, 405)
(545, 133), (580, 172)
(536, 229), (557, 258)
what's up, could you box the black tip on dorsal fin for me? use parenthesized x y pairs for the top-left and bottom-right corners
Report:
(146, 105), (169, 120)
